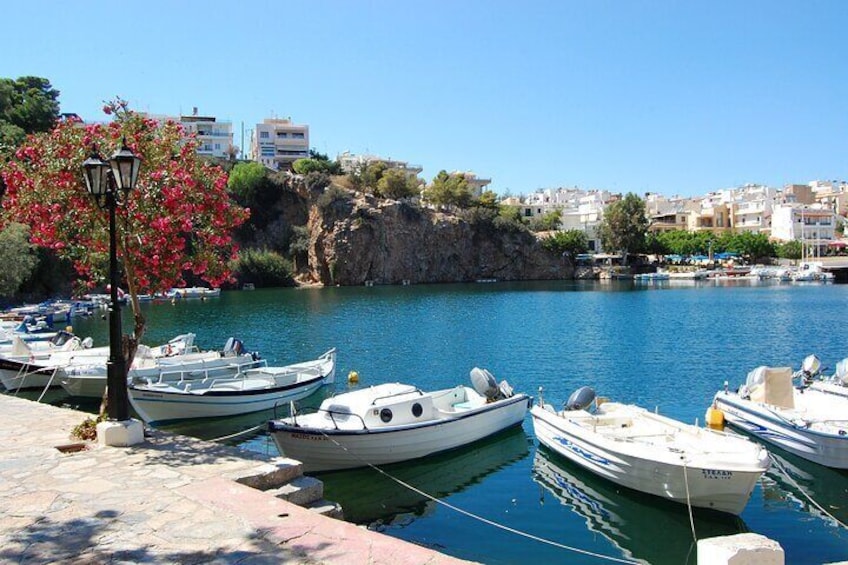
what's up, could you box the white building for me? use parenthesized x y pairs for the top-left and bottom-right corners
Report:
(337, 151), (422, 177)
(252, 118), (310, 170)
(142, 108), (234, 159)
(771, 204), (837, 249)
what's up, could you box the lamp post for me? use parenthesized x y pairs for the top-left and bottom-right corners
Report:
(82, 139), (141, 422)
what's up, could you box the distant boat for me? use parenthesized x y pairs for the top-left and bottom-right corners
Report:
(268, 367), (530, 472)
(166, 287), (221, 299)
(128, 348), (336, 424)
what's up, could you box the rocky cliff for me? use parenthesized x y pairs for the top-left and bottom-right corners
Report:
(304, 189), (574, 286)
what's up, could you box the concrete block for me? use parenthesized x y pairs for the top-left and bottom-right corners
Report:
(233, 457), (303, 490)
(270, 475), (324, 506)
(307, 499), (344, 520)
(96, 419), (144, 447)
(698, 533), (784, 565)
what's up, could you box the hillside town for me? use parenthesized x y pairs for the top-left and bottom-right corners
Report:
(134, 108), (847, 256)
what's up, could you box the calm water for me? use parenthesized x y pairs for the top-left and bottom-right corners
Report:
(26, 280), (848, 564)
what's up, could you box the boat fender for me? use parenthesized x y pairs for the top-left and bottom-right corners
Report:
(348, 371), (359, 384)
(705, 405), (724, 429)
(565, 386), (596, 411)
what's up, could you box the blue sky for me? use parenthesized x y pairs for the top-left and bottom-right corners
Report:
(6, 0), (847, 197)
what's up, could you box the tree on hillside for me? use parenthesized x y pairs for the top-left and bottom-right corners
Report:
(599, 193), (649, 264)
(423, 170), (473, 208)
(0, 76), (60, 152)
(541, 229), (589, 260)
(529, 208), (562, 232)
(0, 222), (38, 298)
(0, 99), (248, 410)
(376, 168), (421, 200)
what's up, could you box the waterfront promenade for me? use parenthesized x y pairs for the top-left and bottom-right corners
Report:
(0, 394), (474, 564)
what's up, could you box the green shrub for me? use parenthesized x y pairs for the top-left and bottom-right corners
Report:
(233, 248), (294, 287)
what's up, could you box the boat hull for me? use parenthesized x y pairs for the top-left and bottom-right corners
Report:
(0, 359), (60, 391)
(714, 391), (848, 469)
(530, 404), (765, 515)
(269, 394), (531, 472)
(128, 376), (327, 424)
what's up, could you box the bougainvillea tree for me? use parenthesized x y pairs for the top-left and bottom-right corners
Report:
(0, 99), (249, 372)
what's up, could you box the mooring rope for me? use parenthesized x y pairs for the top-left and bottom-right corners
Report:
(308, 429), (640, 564)
(768, 452), (847, 529)
(681, 458), (698, 543)
(206, 424), (265, 443)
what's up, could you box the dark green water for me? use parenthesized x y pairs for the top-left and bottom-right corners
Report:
(29, 280), (848, 563)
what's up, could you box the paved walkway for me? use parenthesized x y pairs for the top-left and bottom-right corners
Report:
(0, 394), (474, 564)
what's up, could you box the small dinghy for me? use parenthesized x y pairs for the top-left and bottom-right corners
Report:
(267, 367), (530, 472)
(532, 386), (769, 515)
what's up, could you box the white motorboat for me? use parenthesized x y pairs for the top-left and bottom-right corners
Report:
(0, 332), (99, 391)
(793, 354), (848, 399)
(267, 368), (530, 472)
(531, 387), (769, 515)
(712, 365), (848, 469)
(60, 335), (252, 398)
(128, 348), (336, 424)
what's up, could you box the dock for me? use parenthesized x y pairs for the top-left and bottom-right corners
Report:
(0, 393), (475, 564)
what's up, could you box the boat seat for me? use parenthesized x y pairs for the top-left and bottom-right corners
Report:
(452, 401), (475, 411)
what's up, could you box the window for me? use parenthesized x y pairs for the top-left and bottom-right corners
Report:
(292, 132), (305, 139)
(259, 131), (269, 139)
(276, 132), (288, 138)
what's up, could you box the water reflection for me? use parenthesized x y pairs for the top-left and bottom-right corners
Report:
(319, 425), (530, 526)
(761, 449), (848, 527)
(532, 447), (748, 565)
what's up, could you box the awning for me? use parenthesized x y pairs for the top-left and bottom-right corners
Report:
(828, 240), (848, 248)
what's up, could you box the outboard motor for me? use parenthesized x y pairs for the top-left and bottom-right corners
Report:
(795, 354), (821, 386)
(565, 386), (596, 411)
(470, 367), (515, 401)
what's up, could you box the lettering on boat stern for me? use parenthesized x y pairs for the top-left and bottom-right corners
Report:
(701, 469), (733, 480)
(291, 432), (328, 441)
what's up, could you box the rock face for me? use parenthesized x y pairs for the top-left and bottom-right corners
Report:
(306, 191), (574, 286)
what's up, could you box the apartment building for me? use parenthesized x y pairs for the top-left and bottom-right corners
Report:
(771, 204), (836, 246)
(252, 118), (310, 170)
(337, 151), (423, 177)
(142, 108), (234, 158)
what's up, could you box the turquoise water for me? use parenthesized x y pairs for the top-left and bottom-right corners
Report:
(45, 281), (848, 563)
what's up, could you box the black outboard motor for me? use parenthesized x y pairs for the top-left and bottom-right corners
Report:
(565, 386), (596, 411)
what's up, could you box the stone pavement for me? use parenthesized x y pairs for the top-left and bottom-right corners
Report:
(0, 393), (475, 564)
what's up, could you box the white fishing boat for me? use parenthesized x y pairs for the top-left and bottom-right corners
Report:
(267, 368), (530, 472)
(0, 333), (100, 391)
(793, 354), (848, 399)
(60, 335), (252, 398)
(712, 365), (848, 469)
(128, 348), (336, 424)
(531, 387), (769, 515)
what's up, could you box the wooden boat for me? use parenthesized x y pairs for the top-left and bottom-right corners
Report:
(128, 348), (336, 424)
(712, 365), (848, 469)
(532, 387), (769, 515)
(267, 368), (530, 472)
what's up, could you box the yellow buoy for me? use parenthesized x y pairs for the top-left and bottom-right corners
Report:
(348, 370), (359, 384)
(705, 405), (725, 429)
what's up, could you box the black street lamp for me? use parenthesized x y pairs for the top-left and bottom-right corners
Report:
(82, 139), (141, 422)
